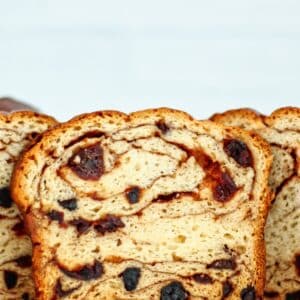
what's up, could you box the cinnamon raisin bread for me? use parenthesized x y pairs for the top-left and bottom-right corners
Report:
(211, 107), (300, 299)
(12, 108), (272, 300)
(0, 111), (57, 300)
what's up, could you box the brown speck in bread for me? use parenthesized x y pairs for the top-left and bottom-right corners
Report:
(285, 290), (300, 300)
(224, 139), (253, 167)
(21, 292), (30, 300)
(15, 255), (32, 268)
(192, 273), (213, 284)
(12, 220), (26, 236)
(121, 267), (141, 291)
(222, 281), (233, 298)
(4, 270), (18, 289)
(68, 143), (104, 180)
(47, 210), (64, 224)
(70, 218), (91, 234)
(55, 279), (78, 297)
(94, 215), (125, 235)
(213, 172), (238, 202)
(207, 258), (237, 270)
(160, 281), (189, 300)
(0, 187), (13, 208)
(156, 120), (170, 134)
(264, 291), (279, 298)
(126, 186), (141, 204)
(58, 198), (78, 211)
(240, 286), (256, 300)
(59, 260), (104, 281)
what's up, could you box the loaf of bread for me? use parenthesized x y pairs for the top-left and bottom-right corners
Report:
(0, 97), (37, 112)
(0, 111), (57, 299)
(12, 108), (272, 299)
(211, 107), (300, 299)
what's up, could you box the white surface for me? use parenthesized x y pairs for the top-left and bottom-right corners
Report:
(0, 0), (299, 121)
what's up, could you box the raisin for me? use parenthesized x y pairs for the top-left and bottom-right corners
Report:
(207, 259), (236, 270)
(213, 172), (237, 202)
(55, 279), (78, 297)
(69, 143), (104, 180)
(121, 267), (141, 291)
(156, 120), (170, 134)
(126, 187), (140, 204)
(295, 254), (300, 276)
(264, 291), (279, 298)
(15, 255), (32, 268)
(4, 270), (18, 289)
(223, 281), (233, 298)
(193, 273), (213, 284)
(12, 220), (26, 236)
(60, 260), (103, 281)
(160, 281), (189, 300)
(94, 215), (125, 235)
(58, 198), (78, 211)
(47, 210), (64, 224)
(240, 286), (256, 300)
(224, 139), (253, 167)
(286, 290), (300, 300)
(22, 293), (30, 300)
(70, 218), (91, 234)
(0, 187), (13, 208)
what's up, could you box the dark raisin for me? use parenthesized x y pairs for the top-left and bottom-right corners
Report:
(60, 260), (103, 281)
(295, 254), (300, 276)
(121, 267), (141, 291)
(55, 279), (78, 297)
(153, 192), (179, 203)
(15, 255), (32, 268)
(4, 270), (18, 289)
(240, 286), (256, 300)
(69, 143), (104, 180)
(207, 259), (236, 270)
(156, 120), (170, 134)
(286, 290), (300, 300)
(70, 218), (91, 234)
(12, 220), (26, 236)
(126, 187), (140, 204)
(22, 293), (30, 300)
(264, 291), (279, 298)
(58, 198), (78, 211)
(27, 132), (40, 142)
(0, 187), (13, 208)
(192, 273), (213, 284)
(213, 172), (237, 202)
(224, 139), (253, 167)
(160, 281), (189, 300)
(47, 210), (64, 224)
(94, 215), (125, 235)
(223, 281), (233, 298)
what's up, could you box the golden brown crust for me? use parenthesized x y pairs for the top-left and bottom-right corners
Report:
(11, 108), (272, 299)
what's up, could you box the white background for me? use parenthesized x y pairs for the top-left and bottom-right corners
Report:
(0, 0), (299, 121)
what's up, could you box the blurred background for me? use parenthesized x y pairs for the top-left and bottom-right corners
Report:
(0, 0), (299, 121)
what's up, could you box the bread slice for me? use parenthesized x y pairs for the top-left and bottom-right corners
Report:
(0, 111), (57, 299)
(211, 107), (300, 299)
(12, 108), (272, 299)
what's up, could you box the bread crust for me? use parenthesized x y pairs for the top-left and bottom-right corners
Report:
(12, 108), (272, 299)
